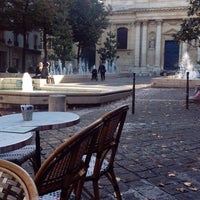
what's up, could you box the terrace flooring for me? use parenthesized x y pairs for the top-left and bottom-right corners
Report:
(2, 75), (200, 199)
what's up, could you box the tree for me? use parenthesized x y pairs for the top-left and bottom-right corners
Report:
(97, 31), (117, 71)
(3, 0), (57, 72)
(2, 0), (48, 72)
(174, 0), (200, 47)
(4, 0), (44, 72)
(68, 0), (110, 66)
(51, 0), (75, 68)
(0, 0), (11, 31)
(36, 0), (57, 63)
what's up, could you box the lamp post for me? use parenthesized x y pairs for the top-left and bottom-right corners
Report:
(7, 38), (12, 68)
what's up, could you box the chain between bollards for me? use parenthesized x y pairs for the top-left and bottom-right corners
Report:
(132, 73), (135, 114)
(186, 72), (189, 110)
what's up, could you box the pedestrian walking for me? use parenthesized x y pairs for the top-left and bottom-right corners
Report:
(91, 66), (98, 81)
(98, 62), (106, 81)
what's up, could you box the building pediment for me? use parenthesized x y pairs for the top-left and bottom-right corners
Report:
(164, 28), (178, 35)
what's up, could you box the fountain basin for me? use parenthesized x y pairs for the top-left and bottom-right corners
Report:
(0, 74), (132, 111)
(151, 76), (200, 88)
(0, 88), (131, 110)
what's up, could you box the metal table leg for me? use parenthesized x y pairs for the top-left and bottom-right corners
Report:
(35, 130), (41, 172)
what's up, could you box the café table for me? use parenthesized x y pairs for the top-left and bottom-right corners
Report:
(0, 132), (33, 154)
(0, 111), (80, 171)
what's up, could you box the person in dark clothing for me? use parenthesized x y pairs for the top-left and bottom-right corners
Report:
(41, 61), (50, 78)
(98, 62), (106, 81)
(91, 66), (98, 81)
(33, 62), (43, 78)
(42, 61), (54, 84)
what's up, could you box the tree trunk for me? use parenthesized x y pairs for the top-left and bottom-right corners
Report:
(77, 44), (81, 68)
(43, 29), (48, 64)
(22, 31), (26, 73)
(61, 59), (65, 70)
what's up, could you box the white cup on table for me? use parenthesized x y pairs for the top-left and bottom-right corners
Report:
(20, 105), (34, 121)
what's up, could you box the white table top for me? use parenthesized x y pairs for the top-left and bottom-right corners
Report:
(0, 111), (80, 133)
(0, 111), (80, 157)
(0, 132), (33, 153)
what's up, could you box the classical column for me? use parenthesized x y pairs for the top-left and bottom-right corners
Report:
(155, 20), (162, 67)
(128, 23), (134, 49)
(182, 42), (187, 55)
(141, 21), (147, 67)
(197, 47), (200, 62)
(134, 21), (141, 67)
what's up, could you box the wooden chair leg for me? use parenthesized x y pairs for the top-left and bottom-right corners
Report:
(93, 180), (100, 200)
(105, 170), (122, 200)
(74, 181), (84, 200)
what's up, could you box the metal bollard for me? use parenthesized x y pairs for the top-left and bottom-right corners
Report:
(186, 72), (189, 110)
(132, 73), (135, 114)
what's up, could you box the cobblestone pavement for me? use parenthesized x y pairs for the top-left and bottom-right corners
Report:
(21, 76), (200, 199)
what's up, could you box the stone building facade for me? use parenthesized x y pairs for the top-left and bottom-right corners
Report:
(99, 0), (199, 75)
(0, 31), (41, 73)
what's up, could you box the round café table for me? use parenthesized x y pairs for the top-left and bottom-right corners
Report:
(0, 132), (33, 154)
(0, 111), (80, 171)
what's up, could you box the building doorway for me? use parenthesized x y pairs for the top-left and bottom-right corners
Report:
(82, 45), (96, 71)
(164, 40), (179, 70)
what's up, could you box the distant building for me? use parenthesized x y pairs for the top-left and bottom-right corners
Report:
(3, 1), (197, 76)
(98, 0), (200, 75)
(0, 30), (41, 73)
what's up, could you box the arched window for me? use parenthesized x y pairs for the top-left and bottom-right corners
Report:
(117, 27), (128, 49)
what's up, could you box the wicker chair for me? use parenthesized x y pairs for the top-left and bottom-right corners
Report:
(0, 159), (39, 200)
(0, 145), (36, 166)
(0, 131), (36, 171)
(34, 119), (104, 200)
(84, 104), (129, 200)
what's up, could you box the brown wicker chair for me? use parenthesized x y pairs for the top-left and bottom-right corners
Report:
(0, 145), (36, 166)
(34, 118), (104, 200)
(0, 132), (36, 169)
(0, 159), (39, 200)
(84, 104), (129, 200)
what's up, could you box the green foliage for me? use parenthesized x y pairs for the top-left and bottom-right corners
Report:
(36, 0), (58, 62)
(1, 0), (53, 72)
(48, 54), (57, 61)
(174, 0), (200, 47)
(68, 0), (110, 63)
(7, 66), (18, 73)
(97, 31), (117, 66)
(37, 0), (56, 32)
(97, 47), (107, 61)
(51, 0), (75, 67)
(0, 0), (11, 30)
(69, 0), (109, 46)
(1, 0), (110, 69)
(4, 0), (41, 32)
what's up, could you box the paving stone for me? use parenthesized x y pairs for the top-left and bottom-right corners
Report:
(3, 76), (200, 199)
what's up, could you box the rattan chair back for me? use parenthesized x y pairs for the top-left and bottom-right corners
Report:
(0, 159), (39, 200)
(85, 104), (129, 200)
(34, 118), (103, 200)
(99, 104), (129, 152)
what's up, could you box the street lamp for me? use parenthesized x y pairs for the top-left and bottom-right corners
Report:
(7, 38), (12, 68)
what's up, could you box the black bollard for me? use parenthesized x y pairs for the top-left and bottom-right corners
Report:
(186, 72), (189, 110)
(132, 73), (135, 114)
